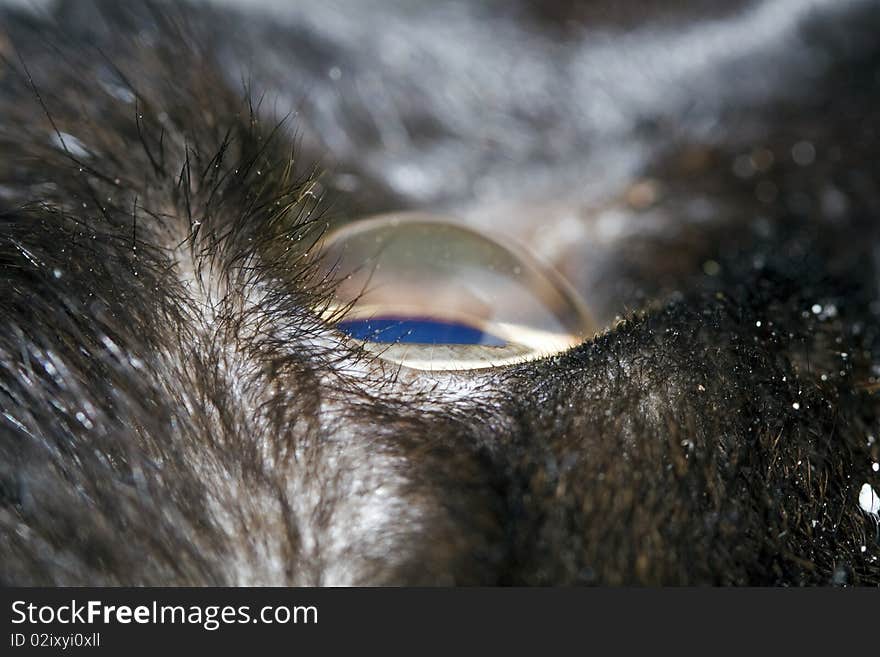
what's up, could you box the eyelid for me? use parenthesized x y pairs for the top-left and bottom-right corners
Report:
(316, 212), (596, 371)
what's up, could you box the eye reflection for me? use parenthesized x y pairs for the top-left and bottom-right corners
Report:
(337, 317), (508, 346)
(317, 213), (595, 371)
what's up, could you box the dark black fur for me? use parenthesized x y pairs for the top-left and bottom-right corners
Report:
(1, 0), (879, 585)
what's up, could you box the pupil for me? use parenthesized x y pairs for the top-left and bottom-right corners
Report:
(337, 317), (507, 346)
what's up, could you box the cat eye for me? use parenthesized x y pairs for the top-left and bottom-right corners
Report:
(316, 213), (595, 371)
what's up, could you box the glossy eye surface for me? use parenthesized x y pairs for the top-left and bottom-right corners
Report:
(336, 317), (508, 346)
(317, 213), (595, 371)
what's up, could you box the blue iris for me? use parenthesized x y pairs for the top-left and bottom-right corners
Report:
(337, 317), (506, 346)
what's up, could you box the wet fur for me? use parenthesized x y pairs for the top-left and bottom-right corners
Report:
(1, 0), (879, 585)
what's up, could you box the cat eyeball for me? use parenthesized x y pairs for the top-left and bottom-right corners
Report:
(316, 213), (596, 371)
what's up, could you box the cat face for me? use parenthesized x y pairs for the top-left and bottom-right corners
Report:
(1, 0), (878, 585)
